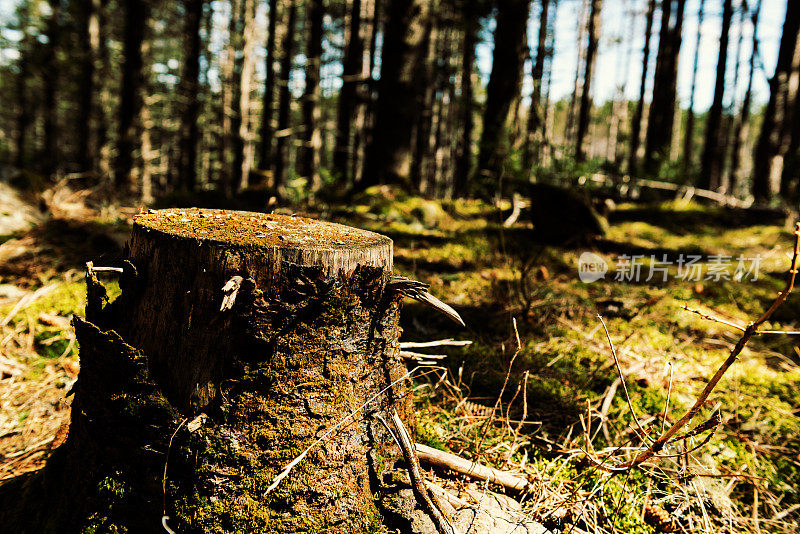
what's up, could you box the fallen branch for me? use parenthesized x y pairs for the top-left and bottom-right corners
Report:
(400, 339), (473, 349)
(415, 443), (528, 492)
(400, 351), (447, 363)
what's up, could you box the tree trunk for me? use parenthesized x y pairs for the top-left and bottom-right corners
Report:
(752, 0), (800, 202)
(334, 0), (364, 185)
(729, 0), (761, 194)
(700, 0), (733, 191)
(14, 7), (32, 171)
(0, 209), (426, 533)
(41, 0), (62, 177)
(351, 0), (379, 186)
(94, 0), (112, 178)
(643, 0), (686, 175)
(523, 0), (551, 173)
(566, 0), (589, 148)
(724, 0), (747, 193)
(411, 14), (437, 193)
(361, 0), (430, 190)
(238, 0), (258, 189)
(682, 0), (705, 176)
(629, 0), (656, 176)
(75, 0), (98, 173)
(225, 0), (255, 195)
(575, 0), (602, 162)
(274, 0), (298, 192)
(301, 0), (324, 190)
(258, 0), (280, 173)
(475, 0), (530, 190)
(453, 0), (477, 197)
(114, 0), (148, 190)
(177, 0), (204, 192)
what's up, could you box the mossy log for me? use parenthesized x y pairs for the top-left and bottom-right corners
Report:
(0, 209), (421, 533)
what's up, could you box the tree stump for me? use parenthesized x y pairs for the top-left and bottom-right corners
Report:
(0, 209), (418, 533)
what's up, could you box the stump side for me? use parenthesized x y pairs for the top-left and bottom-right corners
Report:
(122, 209), (394, 410)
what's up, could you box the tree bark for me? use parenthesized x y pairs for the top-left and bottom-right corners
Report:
(752, 0), (800, 202)
(682, 0), (705, 175)
(301, 0), (324, 190)
(0, 210), (423, 533)
(629, 0), (656, 176)
(361, 0), (430, 190)
(643, 0), (686, 175)
(274, 0), (298, 192)
(700, 0), (733, 191)
(177, 0), (204, 192)
(475, 0), (530, 190)
(114, 0), (148, 190)
(575, 0), (602, 162)
(258, 0), (280, 173)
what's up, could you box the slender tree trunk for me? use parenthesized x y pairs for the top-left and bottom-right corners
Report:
(724, 0), (747, 193)
(753, 2), (800, 202)
(274, 0), (297, 191)
(220, 0), (238, 196)
(94, 0), (111, 178)
(301, 0), (324, 190)
(177, 0), (204, 192)
(524, 0), (551, 172)
(333, 0), (363, 184)
(75, 0), (98, 172)
(753, 0), (800, 201)
(612, 2), (635, 166)
(258, 0), (279, 172)
(682, 0), (705, 175)
(41, 0), (62, 177)
(114, 0), (148, 190)
(475, 0), (530, 190)
(643, 0), (686, 175)
(700, 0), (733, 191)
(453, 0), (477, 197)
(361, 0), (430, 190)
(575, 0), (602, 162)
(238, 0), (257, 189)
(411, 14), (436, 193)
(729, 0), (760, 194)
(540, 0), (557, 166)
(15, 52), (30, 170)
(139, 98), (154, 203)
(566, 0), (589, 147)
(629, 0), (656, 176)
(352, 0), (379, 186)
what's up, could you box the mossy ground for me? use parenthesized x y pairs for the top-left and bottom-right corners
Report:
(1, 191), (799, 532)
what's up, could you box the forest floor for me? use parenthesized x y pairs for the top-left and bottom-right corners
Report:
(1, 181), (799, 533)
